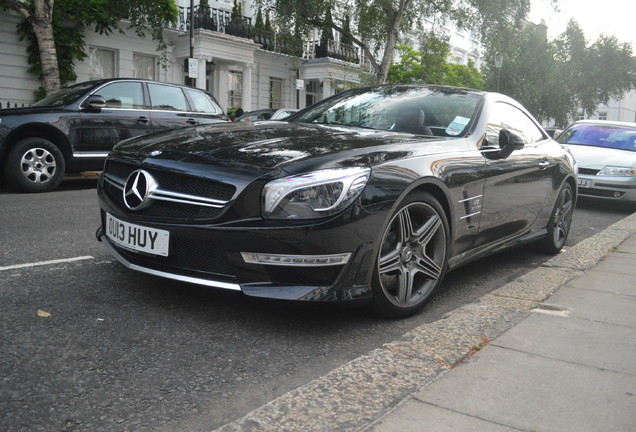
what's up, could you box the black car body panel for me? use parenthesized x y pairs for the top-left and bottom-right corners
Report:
(96, 85), (577, 315)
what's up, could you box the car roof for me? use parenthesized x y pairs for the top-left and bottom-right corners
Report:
(572, 120), (636, 128)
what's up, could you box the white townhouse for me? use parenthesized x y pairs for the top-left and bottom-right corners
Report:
(0, 0), (366, 112)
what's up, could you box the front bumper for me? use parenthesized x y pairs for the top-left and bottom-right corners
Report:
(96, 202), (386, 303)
(577, 174), (636, 202)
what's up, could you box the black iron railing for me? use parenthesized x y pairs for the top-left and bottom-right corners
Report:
(170, 6), (360, 63)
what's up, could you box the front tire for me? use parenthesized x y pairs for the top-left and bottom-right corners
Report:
(4, 138), (65, 193)
(538, 182), (574, 254)
(370, 192), (450, 318)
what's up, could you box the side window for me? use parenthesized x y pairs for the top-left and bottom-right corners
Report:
(94, 82), (144, 109)
(185, 89), (222, 114)
(148, 84), (188, 112)
(486, 103), (545, 147)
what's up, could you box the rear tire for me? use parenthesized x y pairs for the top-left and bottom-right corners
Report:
(4, 138), (65, 193)
(538, 182), (574, 254)
(369, 192), (450, 318)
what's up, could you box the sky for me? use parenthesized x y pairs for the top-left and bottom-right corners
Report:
(528, 0), (635, 48)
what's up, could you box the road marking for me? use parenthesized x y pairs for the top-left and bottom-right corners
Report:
(0, 256), (94, 271)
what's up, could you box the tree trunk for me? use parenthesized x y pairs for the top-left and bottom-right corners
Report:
(32, 0), (60, 94)
(375, 0), (411, 84)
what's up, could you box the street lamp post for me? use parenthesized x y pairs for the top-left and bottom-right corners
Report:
(494, 53), (503, 93)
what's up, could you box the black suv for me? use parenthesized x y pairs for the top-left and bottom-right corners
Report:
(0, 79), (228, 192)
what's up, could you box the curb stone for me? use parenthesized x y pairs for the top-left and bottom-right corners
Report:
(214, 212), (636, 432)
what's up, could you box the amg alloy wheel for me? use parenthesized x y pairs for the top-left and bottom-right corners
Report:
(371, 192), (449, 318)
(539, 183), (574, 254)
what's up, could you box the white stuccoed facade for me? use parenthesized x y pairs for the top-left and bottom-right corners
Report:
(0, 0), (366, 112)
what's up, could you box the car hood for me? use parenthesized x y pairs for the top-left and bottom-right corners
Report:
(564, 144), (636, 169)
(110, 121), (457, 177)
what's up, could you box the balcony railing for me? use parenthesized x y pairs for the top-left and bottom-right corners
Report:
(170, 6), (361, 65)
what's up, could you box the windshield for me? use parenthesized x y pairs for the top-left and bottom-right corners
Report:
(32, 80), (104, 107)
(557, 123), (636, 152)
(293, 86), (483, 137)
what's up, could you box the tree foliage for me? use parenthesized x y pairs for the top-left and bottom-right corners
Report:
(386, 39), (483, 89)
(483, 18), (636, 126)
(270, 0), (535, 83)
(1, 0), (178, 97)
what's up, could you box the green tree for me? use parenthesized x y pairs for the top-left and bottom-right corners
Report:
(484, 17), (636, 127)
(271, 0), (536, 84)
(255, 7), (265, 30)
(386, 43), (483, 89)
(1, 0), (178, 96)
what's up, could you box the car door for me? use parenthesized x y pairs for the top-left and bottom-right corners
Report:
(76, 81), (150, 155)
(146, 83), (201, 130)
(475, 102), (556, 247)
(183, 88), (228, 125)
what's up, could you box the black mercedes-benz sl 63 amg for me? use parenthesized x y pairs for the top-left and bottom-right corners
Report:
(96, 85), (577, 317)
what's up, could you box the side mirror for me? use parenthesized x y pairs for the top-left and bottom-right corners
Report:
(84, 95), (106, 110)
(498, 129), (526, 159)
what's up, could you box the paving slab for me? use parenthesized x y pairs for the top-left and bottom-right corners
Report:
(414, 346), (636, 432)
(547, 286), (636, 327)
(367, 399), (517, 432)
(588, 254), (636, 276)
(493, 312), (636, 375)
(567, 268), (636, 296)
(616, 235), (636, 253)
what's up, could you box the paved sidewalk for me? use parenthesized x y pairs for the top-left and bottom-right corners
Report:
(368, 233), (636, 431)
(216, 212), (636, 432)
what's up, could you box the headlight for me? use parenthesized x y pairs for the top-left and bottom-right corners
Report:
(597, 166), (636, 177)
(263, 167), (371, 219)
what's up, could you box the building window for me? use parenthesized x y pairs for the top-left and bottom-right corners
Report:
(228, 71), (243, 109)
(269, 78), (283, 108)
(598, 112), (608, 121)
(305, 80), (319, 107)
(88, 47), (115, 80)
(576, 112), (585, 121)
(133, 54), (156, 80)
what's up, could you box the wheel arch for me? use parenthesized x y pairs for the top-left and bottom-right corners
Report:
(1, 123), (73, 167)
(395, 178), (456, 244)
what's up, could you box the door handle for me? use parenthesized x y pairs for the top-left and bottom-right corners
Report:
(187, 118), (198, 125)
(137, 116), (149, 124)
(538, 160), (549, 169)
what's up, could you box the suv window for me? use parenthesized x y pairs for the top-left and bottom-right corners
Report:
(94, 82), (144, 109)
(148, 83), (189, 112)
(185, 88), (222, 114)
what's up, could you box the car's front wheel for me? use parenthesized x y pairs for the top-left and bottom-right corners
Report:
(4, 138), (65, 193)
(538, 182), (574, 254)
(370, 192), (450, 318)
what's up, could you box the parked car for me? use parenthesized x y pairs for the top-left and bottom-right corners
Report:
(0, 78), (228, 192)
(96, 84), (577, 318)
(557, 120), (636, 203)
(544, 127), (563, 139)
(235, 108), (299, 122)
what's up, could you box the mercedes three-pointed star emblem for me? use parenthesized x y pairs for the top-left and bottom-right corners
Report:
(123, 169), (157, 210)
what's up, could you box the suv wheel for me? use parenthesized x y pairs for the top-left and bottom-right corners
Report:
(4, 138), (65, 193)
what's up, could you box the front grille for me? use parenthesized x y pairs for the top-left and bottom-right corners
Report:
(265, 265), (343, 286)
(103, 160), (235, 220)
(579, 168), (600, 175)
(115, 236), (234, 276)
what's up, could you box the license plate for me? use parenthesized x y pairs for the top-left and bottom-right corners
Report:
(578, 178), (591, 188)
(105, 213), (170, 256)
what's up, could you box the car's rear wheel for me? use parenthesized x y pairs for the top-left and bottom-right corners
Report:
(370, 192), (449, 318)
(4, 138), (65, 193)
(538, 182), (574, 254)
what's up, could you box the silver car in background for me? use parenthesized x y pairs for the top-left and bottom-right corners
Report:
(557, 120), (636, 202)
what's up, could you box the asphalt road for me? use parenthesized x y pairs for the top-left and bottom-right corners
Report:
(1, 178), (633, 432)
